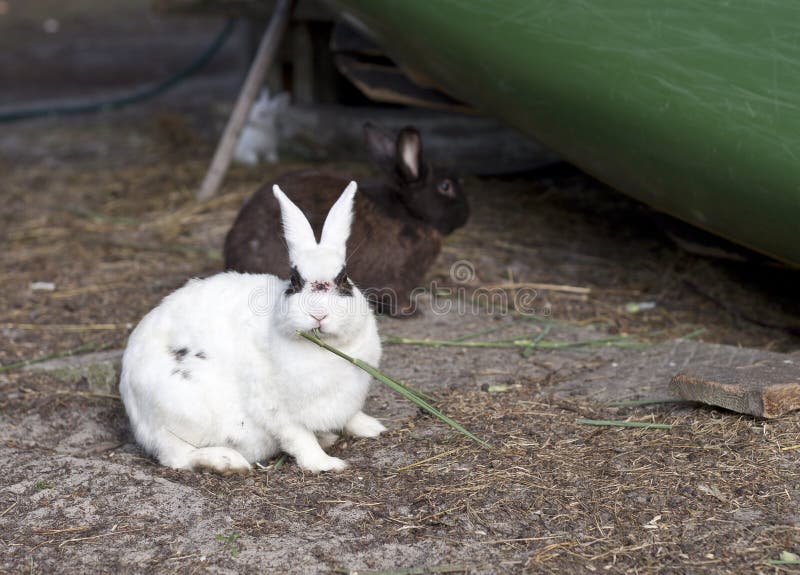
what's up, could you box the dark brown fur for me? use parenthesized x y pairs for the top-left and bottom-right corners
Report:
(224, 171), (442, 316)
(224, 124), (469, 317)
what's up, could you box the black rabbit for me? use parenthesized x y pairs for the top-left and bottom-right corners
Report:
(224, 123), (470, 316)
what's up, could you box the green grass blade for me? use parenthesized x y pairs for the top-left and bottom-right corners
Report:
(0, 340), (107, 373)
(523, 325), (552, 358)
(451, 324), (509, 342)
(299, 330), (490, 449)
(382, 335), (646, 350)
(679, 328), (707, 340)
(607, 399), (684, 407)
(333, 566), (469, 575)
(576, 418), (672, 430)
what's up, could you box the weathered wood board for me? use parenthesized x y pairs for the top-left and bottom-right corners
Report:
(552, 339), (800, 419)
(670, 355), (800, 418)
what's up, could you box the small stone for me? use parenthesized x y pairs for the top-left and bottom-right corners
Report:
(30, 281), (56, 291)
(24, 349), (123, 394)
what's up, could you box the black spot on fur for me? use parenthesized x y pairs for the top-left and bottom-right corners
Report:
(195, 351), (207, 360)
(170, 347), (189, 362)
(285, 266), (305, 295)
(171, 367), (191, 380)
(335, 267), (353, 297)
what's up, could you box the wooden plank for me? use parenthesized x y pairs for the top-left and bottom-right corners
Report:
(333, 54), (472, 113)
(197, 0), (294, 201)
(670, 355), (800, 418)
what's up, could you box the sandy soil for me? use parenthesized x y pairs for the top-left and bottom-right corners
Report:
(1, 3), (799, 567)
(1, 97), (799, 575)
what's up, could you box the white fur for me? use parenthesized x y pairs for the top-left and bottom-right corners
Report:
(120, 183), (383, 474)
(273, 184), (318, 260)
(320, 181), (357, 255)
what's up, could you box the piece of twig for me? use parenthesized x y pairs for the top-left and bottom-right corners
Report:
(58, 529), (144, 547)
(0, 502), (17, 518)
(52, 391), (121, 400)
(0, 323), (125, 332)
(51, 282), (129, 299)
(394, 448), (463, 472)
(482, 282), (591, 295)
(197, 0), (295, 200)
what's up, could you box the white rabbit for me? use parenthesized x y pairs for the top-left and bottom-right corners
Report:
(233, 89), (290, 165)
(119, 181), (385, 474)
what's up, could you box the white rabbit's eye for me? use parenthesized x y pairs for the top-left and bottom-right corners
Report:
(334, 267), (353, 297)
(285, 266), (305, 295)
(437, 179), (456, 198)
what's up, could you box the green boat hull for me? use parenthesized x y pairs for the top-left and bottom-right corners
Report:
(332, 1), (800, 265)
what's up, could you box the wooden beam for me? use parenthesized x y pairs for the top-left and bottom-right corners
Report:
(196, 0), (294, 201)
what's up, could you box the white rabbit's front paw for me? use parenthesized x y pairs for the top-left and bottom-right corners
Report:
(316, 432), (339, 449)
(185, 447), (252, 475)
(345, 412), (387, 438)
(298, 453), (348, 473)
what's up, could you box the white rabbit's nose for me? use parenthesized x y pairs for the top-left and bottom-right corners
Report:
(310, 313), (328, 323)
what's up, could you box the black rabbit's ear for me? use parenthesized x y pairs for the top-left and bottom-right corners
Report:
(363, 122), (396, 173)
(395, 127), (422, 183)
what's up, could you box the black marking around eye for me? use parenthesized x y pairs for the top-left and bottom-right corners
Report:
(170, 347), (189, 362)
(334, 267), (353, 297)
(285, 266), (305, 295)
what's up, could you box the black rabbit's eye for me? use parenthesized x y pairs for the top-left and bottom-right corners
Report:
(437, 179), (456, 198)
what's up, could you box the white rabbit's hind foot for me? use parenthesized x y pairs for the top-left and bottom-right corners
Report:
(185, 447), (252, 475)
(345, 412), (386, 438)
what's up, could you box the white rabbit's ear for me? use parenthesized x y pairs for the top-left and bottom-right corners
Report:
(272, 185), (317, 262)
(320, 181), (357, 254)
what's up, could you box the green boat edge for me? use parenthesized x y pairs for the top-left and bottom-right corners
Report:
(329, 1), (800, 267)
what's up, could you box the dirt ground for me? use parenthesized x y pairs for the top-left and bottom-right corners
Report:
(2, 5), (800, 568)
(1, 99), (799, 575)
